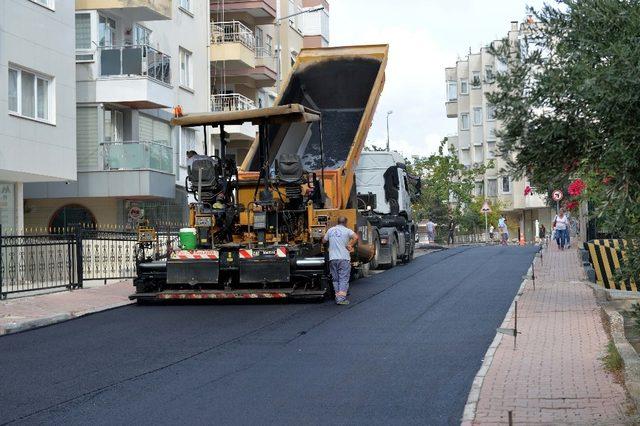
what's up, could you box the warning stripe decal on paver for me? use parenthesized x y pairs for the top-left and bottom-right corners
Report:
(157, 292), (288, 300)
(584, 240), (637, 291)
(171, 250), (219, 260)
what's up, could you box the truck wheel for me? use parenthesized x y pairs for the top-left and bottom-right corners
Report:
(390, 239), (398, 268)
(370, 238), (381, 270)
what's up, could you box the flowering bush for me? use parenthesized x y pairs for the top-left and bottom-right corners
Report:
(565, 200), (579, 211)
(524, 185), (533, 196)
(568, 178), (586, 196)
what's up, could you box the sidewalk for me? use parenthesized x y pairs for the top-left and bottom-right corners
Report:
(469, 244), (630, 425)
(0, 280), (133, 335)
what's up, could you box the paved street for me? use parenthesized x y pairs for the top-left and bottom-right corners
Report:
(0, 245), (537, 426)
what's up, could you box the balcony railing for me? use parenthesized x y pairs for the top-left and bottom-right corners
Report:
(99, 44), (171, 85)
(211, 93), (256, 112)
(101, 141), (173, 174)
(211, 21), (256, 51)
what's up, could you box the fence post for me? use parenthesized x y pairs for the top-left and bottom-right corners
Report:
(75, 227), (84, 289)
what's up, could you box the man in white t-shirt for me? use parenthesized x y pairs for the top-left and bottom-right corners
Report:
(426, 218), (436, 244)
(323, 216), (359, 305)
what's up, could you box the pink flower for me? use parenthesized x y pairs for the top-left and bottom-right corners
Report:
(565, 200), (579, 211)
(524, 186), (532, 196)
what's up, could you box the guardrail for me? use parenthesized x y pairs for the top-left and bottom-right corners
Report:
(211, 21), (256, 51)
(211, 93), (256, 112)
(99, 44), (171, 85)
(101, 140), (173, 174)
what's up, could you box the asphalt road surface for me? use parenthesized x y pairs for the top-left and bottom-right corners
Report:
(0, 245), (538, 426)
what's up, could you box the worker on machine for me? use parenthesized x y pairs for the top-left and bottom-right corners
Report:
(322, 216), (359, 305)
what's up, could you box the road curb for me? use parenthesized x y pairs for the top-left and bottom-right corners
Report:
(602, 304), (640, 411)
(0, 300), (133, 336)
(461, 251), (537, 424)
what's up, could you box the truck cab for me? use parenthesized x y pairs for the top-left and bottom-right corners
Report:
(356, 151), (420, 268)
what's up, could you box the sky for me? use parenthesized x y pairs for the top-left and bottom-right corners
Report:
(329, 0), (547, 157)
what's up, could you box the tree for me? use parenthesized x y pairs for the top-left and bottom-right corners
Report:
(408, 138), (490, 229)
(489, 0), (640, 281)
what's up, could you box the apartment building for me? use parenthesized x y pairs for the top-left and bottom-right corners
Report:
(444, 21), (553, 241)
(23, 0), (210, 230)
(209, 0), (329, 166)
(0, 0), (77, 231)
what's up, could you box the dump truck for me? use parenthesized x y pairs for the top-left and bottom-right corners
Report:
(355, 151), (420, 269)
(132, 45), (389, 302)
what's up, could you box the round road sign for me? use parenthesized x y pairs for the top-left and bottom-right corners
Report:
(552, 190), (564, 202)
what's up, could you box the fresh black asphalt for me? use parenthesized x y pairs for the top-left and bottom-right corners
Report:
(0, 245), (537, 426)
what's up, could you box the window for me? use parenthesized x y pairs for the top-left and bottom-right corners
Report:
(447, 81), (457, 101)
(487, 122), (496, 140)
(75, 14), (91, 50)
(473, 107), (483, 125)
(472, 71), (481, 87)
(475, 182), (484, 196)
(180, 128), (197, 167)
(104, 109), (123, 142)
(8, 66), (53, 122)
(474, 146), (484, 162)
(502, 176), (511, 193)
(460, 79), (469, 95)
(460, 113), (470, 130)
(487, 179), (498, 197)
(179, 48), (193, 89)
(487, 104), (496, 121)
(99, 15), (116, 47)
(30, 0), (54, 9)
(179, 0), (192, 12)
(133, 25), (151, 46)
(485, 65), (495, 83)
(487, 141), (496, 159)
(255, 28), (264, 49)
(265, 35), (273, 54)
(496, 58), (508, 75)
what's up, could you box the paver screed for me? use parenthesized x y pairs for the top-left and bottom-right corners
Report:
(472, 245), (629, 425)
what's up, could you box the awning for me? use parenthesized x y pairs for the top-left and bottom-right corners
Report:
(170, 104), (321, 127)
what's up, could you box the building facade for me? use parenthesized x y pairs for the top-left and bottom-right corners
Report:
(23, 0), (210, 229)
(445, 21), (554, 241)
(0, 0), (77, 231)
(209, 0), (329, 167)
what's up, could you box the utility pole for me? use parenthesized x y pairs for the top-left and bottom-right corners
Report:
(386, 110), (393, 151)
(274, 5), (324, 92)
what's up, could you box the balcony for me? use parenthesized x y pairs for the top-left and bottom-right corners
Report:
(211, 21), (257, 69)
(101, 141), (173, 174)
(95, 45), (173, 108)
(210, 0), (276, 25)
(75, 0), (171, 21)
(211, 93), (256, 112)
(446, 100), (458, 118)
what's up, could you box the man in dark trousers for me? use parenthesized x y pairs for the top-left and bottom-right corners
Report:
(323, 216), (359, 305)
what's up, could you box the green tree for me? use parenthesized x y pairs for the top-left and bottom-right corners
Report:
(489, 0), (640, 280)
(408, 138), (490, 229)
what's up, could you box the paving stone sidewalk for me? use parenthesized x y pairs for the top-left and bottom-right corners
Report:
(0, 280), (133, 335)
(471, 244), (629, 425)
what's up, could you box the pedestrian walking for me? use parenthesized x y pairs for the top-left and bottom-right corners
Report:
(498, 215), (508, 245)
(322, 216), (359, 305)
(489, 224), (495, 241)
(540, 224), (546, 240)
(553, 208), (570, 250)
(448, 218), (456, 245)
(426, 218), (436, 244)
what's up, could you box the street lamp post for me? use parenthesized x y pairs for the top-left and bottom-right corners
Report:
(386, 110), (393, 151)
(274, 6), (325, 92)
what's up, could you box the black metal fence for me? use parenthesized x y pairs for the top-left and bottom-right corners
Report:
(0, 225), (179, 299)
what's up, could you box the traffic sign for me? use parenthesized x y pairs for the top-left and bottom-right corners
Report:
(552, 190), (563, 202)
(481, 201), (491, 213)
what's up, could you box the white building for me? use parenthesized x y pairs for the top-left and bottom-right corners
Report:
(0, 0), (77, 231)
(445, 21), (554, 241)
(23, 0), (210, 229)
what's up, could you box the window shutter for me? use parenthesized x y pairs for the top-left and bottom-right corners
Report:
(77, 107), (99, 171)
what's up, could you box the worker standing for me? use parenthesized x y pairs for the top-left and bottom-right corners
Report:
(323, 216), (359, 305)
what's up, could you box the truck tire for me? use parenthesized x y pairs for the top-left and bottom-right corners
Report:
(390, 239), (398, 268)
(370, 237), (381, 270)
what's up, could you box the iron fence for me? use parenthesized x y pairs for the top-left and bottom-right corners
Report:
(0, 225), (180, 299)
